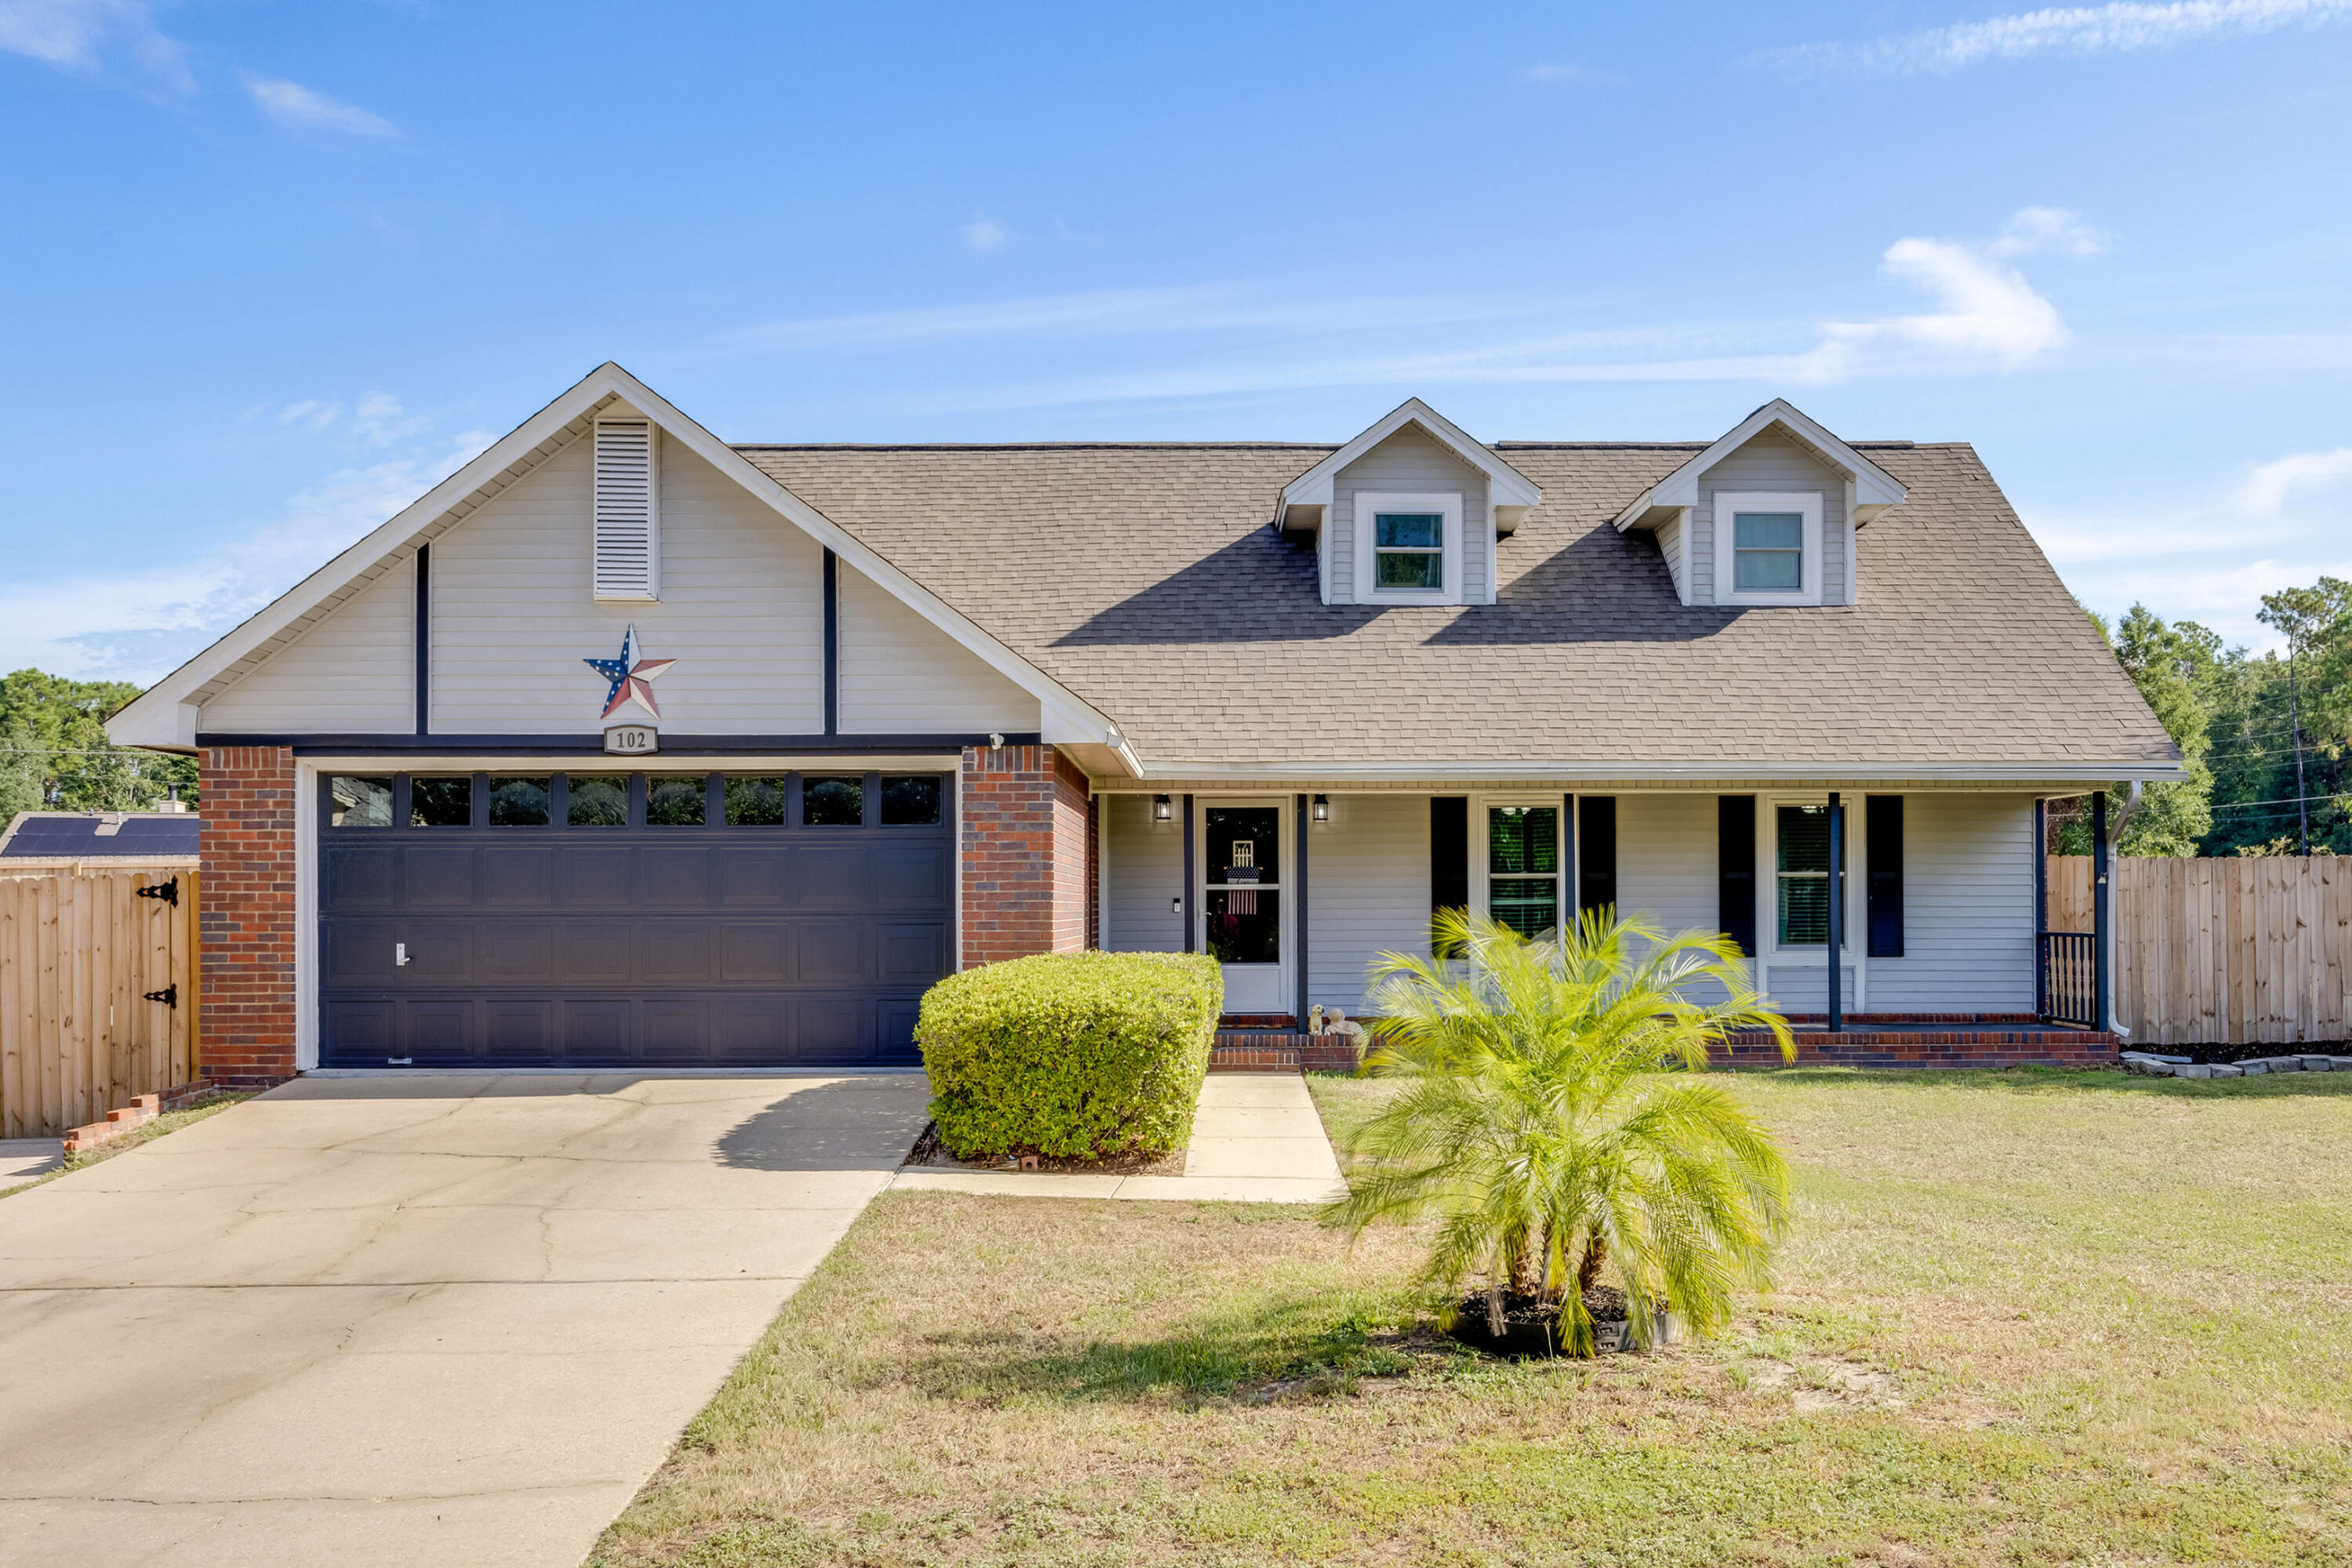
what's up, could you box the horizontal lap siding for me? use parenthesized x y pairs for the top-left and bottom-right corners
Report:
(837, 566), (1041, 734)
(1330, 426), (1490, 604)
(1102, 793), (1181, 952)
(1306, 794), (1428, 1017)
(1866, 793), (2035, 1011)
(201, 559), (414, 733)
(1693, 428), (1852, 605)
(431, 426), (825, 732)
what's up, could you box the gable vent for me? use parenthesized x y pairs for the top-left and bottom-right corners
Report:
(593, 419), (660, 601)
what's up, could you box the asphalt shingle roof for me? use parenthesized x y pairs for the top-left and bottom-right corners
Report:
(735, 439), (2177, 771)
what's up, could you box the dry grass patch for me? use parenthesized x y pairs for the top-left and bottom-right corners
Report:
(593, 1068), (2352, 1567)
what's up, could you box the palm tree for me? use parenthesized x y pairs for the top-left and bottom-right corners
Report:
(1326, 907), (1796, 1356)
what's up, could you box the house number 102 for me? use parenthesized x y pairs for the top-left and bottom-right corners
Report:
(604, 724), (658, 756)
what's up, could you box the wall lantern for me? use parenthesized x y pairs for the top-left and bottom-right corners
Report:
(1152, 793), (1174, 823)
(1312, 793), (1330, 822)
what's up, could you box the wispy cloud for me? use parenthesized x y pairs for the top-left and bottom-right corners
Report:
(898, 209), (2093, 412)
(1517, 62), (1624, 85)
(242, 74), (397, 136)
(0, 418), (490, 681)
(960, 215), (1008, 252)
(1775, 0), (2352, 74)
(0, 0), (189, 91)
(275, 399), (340, 430)
(724, 286), (1515, 353)
(2030, 436), (2352, 647)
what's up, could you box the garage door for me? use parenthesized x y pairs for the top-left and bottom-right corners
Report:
(318, 768), (953, 1069)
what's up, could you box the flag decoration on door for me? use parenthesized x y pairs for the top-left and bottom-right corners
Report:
(1226, 840), (1258, 913)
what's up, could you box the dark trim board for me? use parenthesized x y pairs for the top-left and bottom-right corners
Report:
(412, 544), (430, 737)
(198, 732), (1037, 754)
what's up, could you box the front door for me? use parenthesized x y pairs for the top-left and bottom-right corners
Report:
(1200, 802), (1287, 1016)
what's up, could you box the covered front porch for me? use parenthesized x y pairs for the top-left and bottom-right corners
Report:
(1095, 784), (2119, 1064)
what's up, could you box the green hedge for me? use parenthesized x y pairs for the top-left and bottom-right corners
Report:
(916, 950), (1222, 1160)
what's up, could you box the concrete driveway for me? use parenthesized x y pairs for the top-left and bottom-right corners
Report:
(0, 1073), (929, 1568)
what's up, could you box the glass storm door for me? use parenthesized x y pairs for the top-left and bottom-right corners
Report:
(1202, 804), (1286, 1014)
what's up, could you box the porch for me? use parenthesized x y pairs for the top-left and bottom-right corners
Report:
(1099, 786), (2118, 1063)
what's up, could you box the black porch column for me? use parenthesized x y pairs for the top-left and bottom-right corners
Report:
(1826, 792), (1844, 1033)
(1294, 793), (1309, 1028)
(1180, 794), (1195, 954)
(2092, 789), (2110, 1033)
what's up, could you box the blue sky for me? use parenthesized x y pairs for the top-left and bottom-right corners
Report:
(2, 0), (2347, 681)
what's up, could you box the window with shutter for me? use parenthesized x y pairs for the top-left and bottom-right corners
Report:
(593, 419), (659, 601)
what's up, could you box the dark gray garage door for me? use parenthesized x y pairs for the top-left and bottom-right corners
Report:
(318, 768), (953, 1069)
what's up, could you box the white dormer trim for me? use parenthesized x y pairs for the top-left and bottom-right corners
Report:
(1612, 398), (1906, 532)
(1280, 397), (1542, 514)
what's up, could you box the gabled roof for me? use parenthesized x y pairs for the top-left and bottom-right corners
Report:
(1279, 397), (1542, 511)
(107, 363), (1133, 768)
(1610, 398), (1907, 531)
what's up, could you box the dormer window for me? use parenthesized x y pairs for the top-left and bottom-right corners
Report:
(1374, 510), (1445, 590)
(1354, 491), (1463, 604)
(1714, 491), (1823, 605)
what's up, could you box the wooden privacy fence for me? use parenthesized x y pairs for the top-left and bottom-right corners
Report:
(0, 867), (198, 1138)
(2048, 855), (2350, 1046)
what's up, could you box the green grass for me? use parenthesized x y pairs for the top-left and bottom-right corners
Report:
(0, 1091), (250, 1201)
(592, 1067), (2352, 1566)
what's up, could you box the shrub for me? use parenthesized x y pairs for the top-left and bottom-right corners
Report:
(916, 950), (1222, 1160)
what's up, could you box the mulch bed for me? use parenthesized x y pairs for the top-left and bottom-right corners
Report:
(901, 1120), (1187, 1177)
(1446, 1284), (1664, 1359)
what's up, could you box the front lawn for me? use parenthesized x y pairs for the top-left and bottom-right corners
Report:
(593, 1068), (2352, 1566)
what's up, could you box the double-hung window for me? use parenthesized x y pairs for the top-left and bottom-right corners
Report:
(1486, 804), (1561, 938)
(1373, 512), (1444, 590)
(1774, 804), (1846, 947)
(1712, 491), (1824, 604)
(1352, 491), (1463, 604)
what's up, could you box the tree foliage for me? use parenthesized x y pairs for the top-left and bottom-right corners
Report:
(2062, 577), (2350, 857)
(0, 670), (195, 819)
(1325, 909), (1795, 1356)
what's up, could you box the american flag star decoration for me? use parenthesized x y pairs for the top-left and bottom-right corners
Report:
(583, 624), (677, 720)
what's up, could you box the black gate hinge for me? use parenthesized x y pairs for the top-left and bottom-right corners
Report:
(143, 983), (178, 1007)
(135, 878), (179, 907)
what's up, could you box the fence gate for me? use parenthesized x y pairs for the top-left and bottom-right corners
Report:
(0, 868), (198, 1138)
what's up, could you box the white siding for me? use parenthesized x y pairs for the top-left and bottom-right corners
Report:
(1330, 426), (1491, 605)
(1655, 513), (1687, 604)
(200, 557), (413, 733)
(1614, 794), (1719, 935)
(837, 566), (1041, 735)
(1305, 794), (1428, 1017)
(430, 431), (826, 733)
(1865, 793), (2037, 1011)
(1691, 428), (1853, 605)
(1103, 792), (1182, 952)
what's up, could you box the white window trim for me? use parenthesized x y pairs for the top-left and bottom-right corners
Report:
(1713, 490), (1823, 606)
(1353, 491), (1464, 607)
(1470, 793), (1569, 938)
(1757, 793), (1864, 968)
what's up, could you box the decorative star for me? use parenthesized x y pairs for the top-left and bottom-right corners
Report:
(583, 624), (677, 720)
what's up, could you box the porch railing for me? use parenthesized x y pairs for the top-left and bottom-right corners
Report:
(2038, 931), (2098, 1029)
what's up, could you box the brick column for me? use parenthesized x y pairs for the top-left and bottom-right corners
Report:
(960, 743), (1094, 967)
(198, 746), (299, 1087)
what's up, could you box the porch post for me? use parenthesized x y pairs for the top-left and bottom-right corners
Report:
(1180, 795), (1195, 954)
(1826, 792), (1844, 1033)
(2092, 789), (2110, 1034)
(2033, 799), (2048, 1018)
(1294, 792), (1309, 1029)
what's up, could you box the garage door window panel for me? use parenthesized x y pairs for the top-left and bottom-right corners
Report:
(411, 775), (473, 828)
(724, 776), (789, 826)
(489, 777), (550, 826)
(803, 776), (863, 826)
(881, 775), (942, 826)
(330, 775), (394, 828)
(648, 775), (708, 827)
(566, 775), (630, 827)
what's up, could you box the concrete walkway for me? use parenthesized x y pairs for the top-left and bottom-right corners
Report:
(891, 1073), (1347, 1203)
(0, 1073), (930, 1568)
(0, 1139), (63, 1185)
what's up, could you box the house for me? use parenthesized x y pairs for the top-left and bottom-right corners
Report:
(107, 364), (2182, 1084)
(0, 808), (201, 866)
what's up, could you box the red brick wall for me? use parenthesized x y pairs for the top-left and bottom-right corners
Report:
(198, 746), (299, 1087)
(960, 743), (1094, 967)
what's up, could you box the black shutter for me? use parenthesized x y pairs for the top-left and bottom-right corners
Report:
(1577, 796), (1616, 918)
(1431, 797), (1468, 954)
(1866, 794), (1904, 958)
(1718, 795), (1757, 956)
